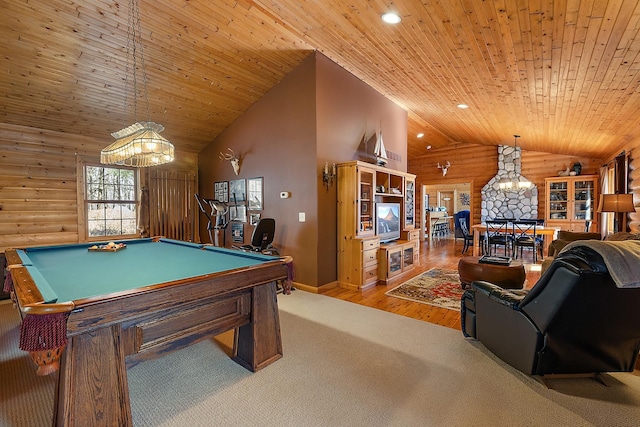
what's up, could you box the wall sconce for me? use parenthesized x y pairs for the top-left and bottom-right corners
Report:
(437, 161), (451, 176)
(323, 162), (337, 191)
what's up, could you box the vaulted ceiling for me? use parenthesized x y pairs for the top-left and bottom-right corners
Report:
(3, 0), (640, 161)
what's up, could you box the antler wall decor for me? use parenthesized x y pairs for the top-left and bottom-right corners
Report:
(219, 148), (240, 175)
(437, 161), (451, 176)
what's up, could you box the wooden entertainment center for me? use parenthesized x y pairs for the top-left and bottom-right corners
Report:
(337, 161), (418, 290)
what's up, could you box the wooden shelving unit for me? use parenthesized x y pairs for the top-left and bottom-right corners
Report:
(545, 175), (598, 232)
(337, 161), (417, 289)
(378, 239), (417, 285)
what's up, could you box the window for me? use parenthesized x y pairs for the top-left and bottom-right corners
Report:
(85, 165), (138, 238)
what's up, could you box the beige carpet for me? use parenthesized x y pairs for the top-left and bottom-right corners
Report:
(2, 293), (640, 426)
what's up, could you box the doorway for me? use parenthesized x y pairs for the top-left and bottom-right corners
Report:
(437, 190), (455, 213)
(420, 182), (472, 241)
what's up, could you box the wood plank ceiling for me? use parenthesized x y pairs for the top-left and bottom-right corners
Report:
(3, 0), (640, 160)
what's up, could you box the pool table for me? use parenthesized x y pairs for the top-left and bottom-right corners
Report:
(5, 237), (288, 427)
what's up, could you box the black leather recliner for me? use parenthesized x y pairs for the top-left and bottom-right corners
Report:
(461, 245), (640, 376)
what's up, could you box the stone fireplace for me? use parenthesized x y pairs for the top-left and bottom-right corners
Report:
(481, 145), (538, 221)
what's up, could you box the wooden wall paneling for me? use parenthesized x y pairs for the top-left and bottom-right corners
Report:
(409, 143), (604, 226)
(6, 0), (640, 162)
(521, 151), (603, 222)
(0, 125), (86, 252)
(148, 168), (197, 242)
(0, 123), (199, 253)
(409, 143), (497, 227)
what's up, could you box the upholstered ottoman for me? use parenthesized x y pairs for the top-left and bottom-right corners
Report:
(457, 256), (526, 290)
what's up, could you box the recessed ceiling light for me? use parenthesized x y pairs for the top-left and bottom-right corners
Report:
(417, 133), (424, 138)
(426, 145), (432, 150)
(457, 104), (469, 109)
(381, 12), (401, 24)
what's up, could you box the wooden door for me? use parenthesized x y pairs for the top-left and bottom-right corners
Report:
(439, 191), (455, 214)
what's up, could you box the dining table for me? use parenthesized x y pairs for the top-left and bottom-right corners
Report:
(425, 211), (453, 243)
(471, 223), (560, 257)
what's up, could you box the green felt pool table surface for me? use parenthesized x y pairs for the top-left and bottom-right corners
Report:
(14, 238), (280, 303)
(7, 237), (287, 426)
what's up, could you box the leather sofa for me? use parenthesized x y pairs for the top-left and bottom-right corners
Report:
(461, 242), (640, 376)
(541, 231), (640, 273)
(547, 230), (603, 257)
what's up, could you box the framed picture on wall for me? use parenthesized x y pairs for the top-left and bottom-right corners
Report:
(247, 177), (263, 210)
(231, 222), (244, 243)
(459, 191), (471, 209)
(250, 213), (261, 226)
(229, 179), (246, 203)
(214, 181), (228, 203)
(230, 205), (247, 222)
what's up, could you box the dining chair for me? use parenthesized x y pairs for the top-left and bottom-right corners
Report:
(513, 219), (541, 262)
(458, 217), (475, 254)
(454, 210), (470, 244)
(485, 219), (512, 257)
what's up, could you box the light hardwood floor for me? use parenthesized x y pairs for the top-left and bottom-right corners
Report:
(322, 235), (542, 331)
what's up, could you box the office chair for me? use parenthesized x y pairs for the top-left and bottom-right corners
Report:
(234, 218), (279, 255)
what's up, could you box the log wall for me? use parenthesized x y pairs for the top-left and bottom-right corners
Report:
(2, 120), (635, 258)
(0, 123), (198, 253)
(408, 142), (603, 227)
(630, 152), (640, 232)
(604, 139), (640, 233)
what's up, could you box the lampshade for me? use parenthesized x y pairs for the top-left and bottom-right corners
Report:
(101, 121), (175, 167)
(597, 193), (635, 213)
(100, 0), (175, 168)
(498, 135), (532, 191)
(498, 177), (532, 190)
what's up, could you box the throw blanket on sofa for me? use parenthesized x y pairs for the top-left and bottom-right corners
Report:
(563, 240), (640, 288)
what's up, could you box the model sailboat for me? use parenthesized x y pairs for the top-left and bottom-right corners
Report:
(374, 128), (388, 166)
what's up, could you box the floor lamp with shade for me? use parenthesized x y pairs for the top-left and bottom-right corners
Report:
(597, 194), (636, 233)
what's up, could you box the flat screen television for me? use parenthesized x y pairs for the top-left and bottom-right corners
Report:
(375, 202), (401, 243)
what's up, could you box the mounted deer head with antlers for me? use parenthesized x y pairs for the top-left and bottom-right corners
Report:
(219, 148), (241, 175)
(437, 161), (451, 176)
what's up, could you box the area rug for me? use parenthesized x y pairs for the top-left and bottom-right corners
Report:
(385, 268), (463, 310)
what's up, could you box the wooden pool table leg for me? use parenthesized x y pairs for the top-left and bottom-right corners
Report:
(233, 281), (283, 371)
(28, 345), (65, 376)
(54, 324), (132, 427)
